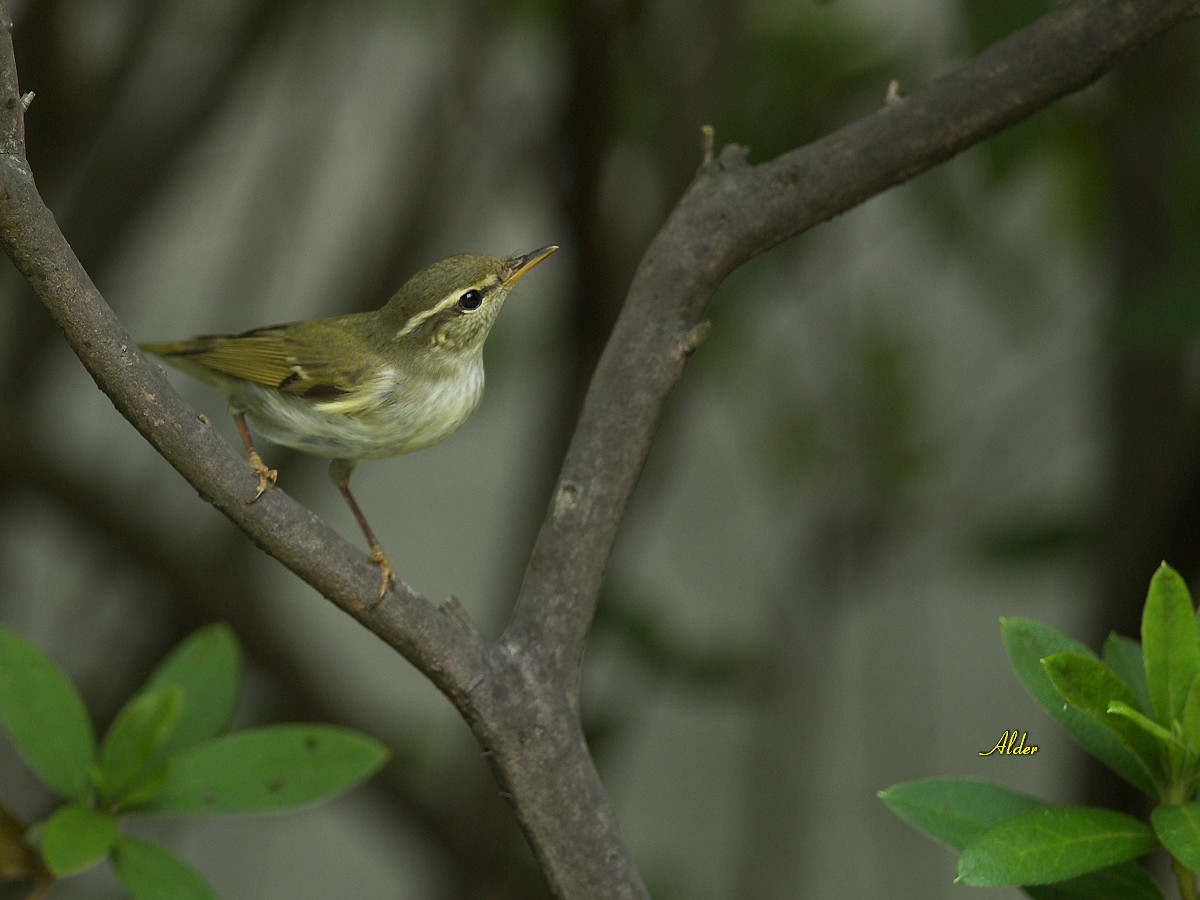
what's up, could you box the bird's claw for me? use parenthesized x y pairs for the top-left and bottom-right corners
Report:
(368, 547), (396, 609)
(247, 451), (278, 501)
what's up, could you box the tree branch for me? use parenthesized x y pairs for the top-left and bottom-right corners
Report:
(0, 5), (491, 707)
(1, 1), (1197, 898)
(504, 0), (1200, 687)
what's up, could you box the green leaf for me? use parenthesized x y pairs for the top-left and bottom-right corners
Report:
(878, 778), (1047, 850)
(1103, 633), (1152, 715)
(1105, 701), (1179, 747)
(1142, 563), (1200, 726)
(1151, 802), (1200, 872)
(40, 803), (118, 876)
(96, 687), (182, 807)
(1022, 863), (1165, 900)
(1002, 618), (1158, 795)
(111, 836), (218, 900)
(137, 725), (389, 814)
(1040, 653), (1165, 788)
(114, 760), (172, 811)
(0, 626), (95, 800)
(879, 780), (1163, 899)
(957, 806), (1158, 886)
(142, 624), (241, 755)
(1183, 674), (1200, 754)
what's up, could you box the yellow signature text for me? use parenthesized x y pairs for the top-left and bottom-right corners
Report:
(979, 730), (1038, 756)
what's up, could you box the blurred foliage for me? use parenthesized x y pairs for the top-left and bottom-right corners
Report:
(959, 0), (1058, 51)
(594, 592), (763, 693)
(720, 2), (897, 160)
(1111, 267), (1200, 349)
(973, 512), (1090, 567)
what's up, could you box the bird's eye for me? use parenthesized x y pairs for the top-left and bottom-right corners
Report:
(457, 289), (483, 311)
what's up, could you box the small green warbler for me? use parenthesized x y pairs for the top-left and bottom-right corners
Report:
(142, 246), (557, 605)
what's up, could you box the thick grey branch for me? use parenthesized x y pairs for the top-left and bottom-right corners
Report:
(505, 0), (1200, 687)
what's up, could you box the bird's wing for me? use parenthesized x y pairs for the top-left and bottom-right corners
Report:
(142, 322), (367, 401)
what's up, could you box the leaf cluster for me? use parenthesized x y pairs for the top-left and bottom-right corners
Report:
(0, 624), (389, 899)
(881, 563), (1200, 897)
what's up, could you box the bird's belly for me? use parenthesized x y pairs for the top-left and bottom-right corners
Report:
(234, 370), (484, 460)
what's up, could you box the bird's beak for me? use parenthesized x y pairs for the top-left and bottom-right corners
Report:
(503, 245), (558, 288)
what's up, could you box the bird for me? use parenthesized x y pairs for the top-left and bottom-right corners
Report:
(141, 246), (557, 605)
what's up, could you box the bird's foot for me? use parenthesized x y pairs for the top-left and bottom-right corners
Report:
(247, 451), (278, 501)
(368, 546), (396, 609)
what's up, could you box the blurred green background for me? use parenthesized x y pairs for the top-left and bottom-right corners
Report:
(2, 0), (1199, 897)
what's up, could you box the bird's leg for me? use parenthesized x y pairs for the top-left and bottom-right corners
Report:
(329, 458), (395, 607)
(232, 410), (277, 500)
